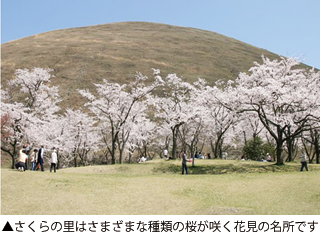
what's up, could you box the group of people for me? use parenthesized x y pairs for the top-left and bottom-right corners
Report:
(255, 153), (273, 162)
(194, 152), (205, 159)
(15, 144), (58, 173)
(175, 149), (310, 175)
(164, 149), (211, 160)
(15, 144), (310, 174)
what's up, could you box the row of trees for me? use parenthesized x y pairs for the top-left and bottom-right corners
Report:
(1, 56), (320, 168)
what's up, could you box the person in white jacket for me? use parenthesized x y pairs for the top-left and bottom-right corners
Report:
(164, 149), (168, 159)
(50, 147), (58, 173)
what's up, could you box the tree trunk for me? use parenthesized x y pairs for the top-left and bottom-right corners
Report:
(210, 139), (217, 159)
(273, 126), (285, 165)
(118, 141), (125, 164)
(11, 154), (15, 169)
(74, 155), (77, 167)
(214, 134), (223, 159)
(129, 152), (132, 163)
(142, 142), (148, 158)
(275, 143), (283, 165)
(111, 139), (117, 164)
(57, 151), (60, 169)
(110, 130), (119, 164)
(2, 143), (18, 169)
(285, 125), (294, 162)
(192, 151), (195, 167)
(275, 139), (284, 165)
(314, 135), (320, 164)
(243, 131), (247, 145)
(188, 145), (196, 167)
(286, 138), (293, 162)
(108, 126), (118, 165)
(171, 126), (178, 159)
(186, 135), (198, 167)
(105, 151), (109, 165)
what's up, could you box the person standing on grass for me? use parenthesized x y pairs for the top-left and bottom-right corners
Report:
(181, 151), (189, 175)
(300, 151), (308, 172)
(37, 145), (45, 171)
(50, 147), (58, 173)
(30, 149), (38, 171)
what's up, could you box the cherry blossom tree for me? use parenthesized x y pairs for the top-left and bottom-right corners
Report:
(57, 109), (100, 167)
(1, 114), (11, 141)
(231, 112), (273, 159)
(152, 123), (172, 158)
(125, 115), (158, 162)
(116, 102), (149, 163)
(231, 56), (320, 165)
(3, 59), (319, 170)
(301, 124), (320, 164)
(152, 71), (200, 159)
(10, 68), (61, 116)
(1, 68), (64, 168)
(238, 112), (265, 144)
(79, 71), (162, 164)
(179, 116), (206, 165)
(5, 68), (61, 144)
(199, 83), (240, 159)
(1, 97), (29, 168)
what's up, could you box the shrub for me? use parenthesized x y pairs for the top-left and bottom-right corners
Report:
(243, 137), (264, 160)
(243, 137), (276, 161)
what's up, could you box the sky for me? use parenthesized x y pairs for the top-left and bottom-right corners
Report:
(1, 0), (319, 69)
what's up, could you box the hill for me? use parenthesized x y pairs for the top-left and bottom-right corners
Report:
(1, 22), (285, 109)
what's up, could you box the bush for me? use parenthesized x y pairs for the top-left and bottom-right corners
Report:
(243, 137), (263, 160)
(243, 137), (276, 161)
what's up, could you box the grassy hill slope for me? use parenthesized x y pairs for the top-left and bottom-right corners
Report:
(1, 22), (282, 110)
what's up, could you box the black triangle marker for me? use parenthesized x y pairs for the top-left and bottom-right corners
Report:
(2, 221), (14, 231)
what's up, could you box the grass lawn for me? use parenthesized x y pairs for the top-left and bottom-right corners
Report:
(1, 159), (320, 215)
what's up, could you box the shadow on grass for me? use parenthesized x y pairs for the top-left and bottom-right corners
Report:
(152, 162), (301, 175)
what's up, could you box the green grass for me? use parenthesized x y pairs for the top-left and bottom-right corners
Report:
(2, 159), (320, 215)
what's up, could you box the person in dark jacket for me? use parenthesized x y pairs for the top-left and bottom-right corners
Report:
(181, 151), (189, 175)
(37, 146), (45, 171)
(300, 152), (308, 172)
